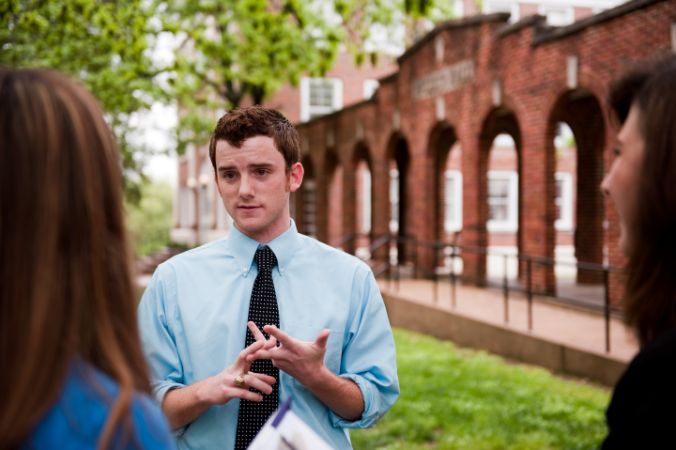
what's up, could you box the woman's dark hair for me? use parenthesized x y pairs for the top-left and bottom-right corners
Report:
(608, 54), (676, 346)
(0, 68), (152, 448)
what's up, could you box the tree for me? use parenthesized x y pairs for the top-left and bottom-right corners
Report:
(1, 0), (165, 200)
(158, 0), (454, 154)
(125, 180), (174, 257)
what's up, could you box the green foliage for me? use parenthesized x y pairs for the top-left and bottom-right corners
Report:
(126, 181), (174, 257)
(351, 329), (610, 450)
(1, 0), (166, 198)
(158, 0), (455, 154)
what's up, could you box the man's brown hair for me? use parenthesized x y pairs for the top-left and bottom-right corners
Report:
(209, 106), (301, 171)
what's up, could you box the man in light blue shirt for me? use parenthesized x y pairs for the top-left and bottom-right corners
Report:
(138, 106), (399, 449)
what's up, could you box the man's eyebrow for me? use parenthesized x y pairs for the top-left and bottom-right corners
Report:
(249, 163), (274, 169)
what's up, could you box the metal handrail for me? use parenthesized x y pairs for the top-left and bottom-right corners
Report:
(339, 231), (624, 354)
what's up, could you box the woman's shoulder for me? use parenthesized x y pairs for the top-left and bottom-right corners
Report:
(602, 328), (676, 448)
(27, 361), (175, 449)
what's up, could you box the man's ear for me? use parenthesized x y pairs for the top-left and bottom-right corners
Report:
(288, 162), (304, 193)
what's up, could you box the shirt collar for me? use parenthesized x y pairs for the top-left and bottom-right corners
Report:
(228, 220), (300, 277)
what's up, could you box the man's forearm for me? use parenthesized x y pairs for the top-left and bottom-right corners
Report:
(162, 380), (213, 430)
(303, 367), (364, 421)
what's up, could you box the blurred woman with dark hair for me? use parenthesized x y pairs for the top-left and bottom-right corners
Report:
(601, 54), (676, 448)
(0, 68), (176, 449)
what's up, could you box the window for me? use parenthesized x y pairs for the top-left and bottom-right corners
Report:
(360, 169), (372, 233)
(302, 179), (317, 238)
(487, 171), (518, 232)
(539, 5), (574, 26)
(300, 77), (343, 122)
(444, 171), (463, 232)
(555, 172), (573, 231)
(389, 168), (399, 233)
(483, 1), (519, 22)
(363, 79), (379, 99)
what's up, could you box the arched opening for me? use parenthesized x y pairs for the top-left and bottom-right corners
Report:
(548, 89), (605, 301)
(427, 123), (462, 276)
(387, 134), (410, 264)
(428, 123), (458, 244)
(486, 133), (520, 284)
(326, 149), (343, 247)
(353, 143), (373, 259)
(479, 107), (522, 287)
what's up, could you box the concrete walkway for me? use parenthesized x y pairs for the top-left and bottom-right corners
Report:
(378, 278), (638, 384)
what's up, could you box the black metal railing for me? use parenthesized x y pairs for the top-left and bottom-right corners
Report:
(339, 232), (624, 354)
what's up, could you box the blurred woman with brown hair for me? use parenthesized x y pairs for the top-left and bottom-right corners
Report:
(601, 54), (676, 448)
(0, 68), (175, 449)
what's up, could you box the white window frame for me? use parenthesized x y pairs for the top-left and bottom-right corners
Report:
(555, 172), (573, 231)
(300, 77), (343, 122)
(363, 79), (379, 100)
(487, 170), (518, 232)
(444, 170), (463, 233)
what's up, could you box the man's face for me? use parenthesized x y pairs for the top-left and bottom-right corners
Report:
(214, 136), (303, 243)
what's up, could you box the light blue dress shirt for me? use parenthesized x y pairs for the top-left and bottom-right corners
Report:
(138, 221), (399, 450)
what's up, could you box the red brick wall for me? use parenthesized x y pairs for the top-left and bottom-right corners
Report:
(296, 1), (676, 303)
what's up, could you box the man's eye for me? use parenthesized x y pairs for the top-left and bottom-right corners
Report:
(222, 171), (237, 180)
(255, 169), (268, 176)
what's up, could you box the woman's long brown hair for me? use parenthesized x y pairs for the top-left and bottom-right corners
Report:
(608, 55), (676, 347)
(0, 68), (152, 448)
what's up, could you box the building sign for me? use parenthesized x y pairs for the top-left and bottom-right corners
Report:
(412, 60), (475, 100)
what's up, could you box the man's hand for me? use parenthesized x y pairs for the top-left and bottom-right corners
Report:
(195, 331), (277, 405)
(247, 324), (329, 387)
(162, 321), (277, 430)
(247, 323), (364, 421)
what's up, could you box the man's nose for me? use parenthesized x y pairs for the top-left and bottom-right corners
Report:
(239, 174), (253, 197)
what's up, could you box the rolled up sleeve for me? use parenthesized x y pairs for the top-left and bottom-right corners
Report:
(330, 268), (400, 429)
(138, 266), (186, 405)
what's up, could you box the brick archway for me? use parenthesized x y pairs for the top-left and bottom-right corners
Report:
(548, 89), (606, 285)
(386, 133), (411, 264)
(352, 142), (374, 256)
(469, 106), (524, 285)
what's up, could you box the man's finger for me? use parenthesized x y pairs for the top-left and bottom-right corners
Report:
(263, 325), (294, 348)
(248, 321), (266, 342)
(239, 339), (265, 360)
(314, 329), (330, 349)
(247, 349), (274, 361)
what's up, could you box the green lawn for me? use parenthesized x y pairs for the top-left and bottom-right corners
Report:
(350, 329), (611, 450)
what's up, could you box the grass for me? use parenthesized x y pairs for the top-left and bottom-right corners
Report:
(350, 329), (610, 450)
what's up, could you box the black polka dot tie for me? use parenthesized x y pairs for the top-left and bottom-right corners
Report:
(234, 246), (280, 449)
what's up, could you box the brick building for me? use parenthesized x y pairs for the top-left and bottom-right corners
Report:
(292, 0), (676, 302)
(172, 0), (676, 303)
